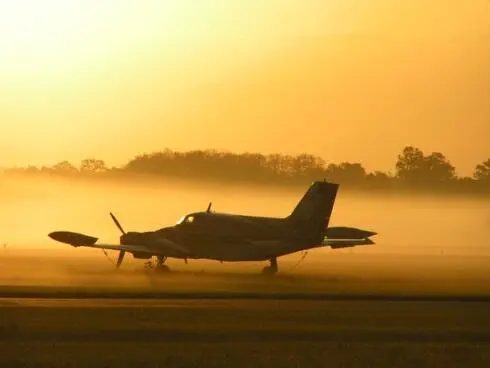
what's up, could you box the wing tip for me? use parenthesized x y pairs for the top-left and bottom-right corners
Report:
(48, 231), (98, 246)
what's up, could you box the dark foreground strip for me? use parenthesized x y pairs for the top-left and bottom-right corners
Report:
(2, 330), (490, 343)
(0, 287), (489, 302)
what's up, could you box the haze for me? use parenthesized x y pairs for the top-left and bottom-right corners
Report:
(0, 0), (489, 175)
(0, 176), (489, 296)
(2, 175), (490, 255)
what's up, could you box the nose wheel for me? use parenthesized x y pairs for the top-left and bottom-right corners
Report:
(262, 257), (278, 276)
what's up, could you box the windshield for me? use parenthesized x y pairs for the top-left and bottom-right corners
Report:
(176, 215), (195, 225)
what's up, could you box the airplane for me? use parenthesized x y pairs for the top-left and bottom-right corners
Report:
(48, 181), (377, 275)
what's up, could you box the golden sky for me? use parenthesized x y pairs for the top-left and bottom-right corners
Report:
(0, 0), (489, 175)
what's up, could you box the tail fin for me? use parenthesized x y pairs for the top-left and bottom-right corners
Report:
(288, 181), (339, 244)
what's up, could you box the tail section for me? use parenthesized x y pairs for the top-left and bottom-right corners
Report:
(288, 181), (339, 244)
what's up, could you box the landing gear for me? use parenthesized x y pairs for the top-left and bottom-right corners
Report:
(155, 255), (171, 273)
(145, 255), (171, 273)
(262, 257), (278, 276)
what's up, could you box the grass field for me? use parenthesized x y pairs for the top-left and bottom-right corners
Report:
(1, 248), (490, 367)
(1, 299), (490, 367)
(2, 247), (490, 297)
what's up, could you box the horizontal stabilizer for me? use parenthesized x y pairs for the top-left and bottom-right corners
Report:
(48, 231), (98, 247)
(322, 237), (375, 249)
(325, 227), (377, 239)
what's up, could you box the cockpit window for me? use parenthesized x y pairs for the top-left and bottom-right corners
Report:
(177, 215), (195, 225)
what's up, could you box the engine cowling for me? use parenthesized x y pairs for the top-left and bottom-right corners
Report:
(131, 252), (153, 259)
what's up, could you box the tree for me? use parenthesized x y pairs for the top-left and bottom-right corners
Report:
(474, 159), (490, 182)
(424, 152), (456, 182)
(23, 166), (39, 174)
(325, 162), (366, 184)
(52, 161), (78, 174)
(289, 154), (326, 181)
(366, 170), (392, 188)
(395, 146), (425, 184)
(80, 159), (107, 173)
(395, 146), (455, 185)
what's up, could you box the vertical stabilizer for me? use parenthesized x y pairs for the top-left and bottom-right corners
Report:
(288, 181), (339, 244)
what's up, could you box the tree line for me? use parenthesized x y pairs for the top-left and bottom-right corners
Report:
(3, 146), (490, 194)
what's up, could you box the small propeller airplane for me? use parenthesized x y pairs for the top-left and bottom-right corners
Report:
(48, 181), (377, 275)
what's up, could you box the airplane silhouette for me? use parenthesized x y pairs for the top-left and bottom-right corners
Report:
(48, 181), (377, 275)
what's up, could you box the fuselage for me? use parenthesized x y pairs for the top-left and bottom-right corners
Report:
(121, 212), (292, 261)
(121, 211), (374, 262)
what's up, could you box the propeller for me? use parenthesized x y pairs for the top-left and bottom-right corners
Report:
(110, 212), (126, 235)
(206, 202), (212, 213)
(116, 250), (125, 268)
(110, 212), (126, 269)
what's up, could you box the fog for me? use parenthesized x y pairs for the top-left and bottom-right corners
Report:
(1, 175), (490, 295)
(2, 175), (489, 253)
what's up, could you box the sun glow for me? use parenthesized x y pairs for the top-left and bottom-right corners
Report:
(0, 0), (488, 172)
(0, 0), (350, 68)
(0, 1), (101, 59)
(0, 0), (189, 73)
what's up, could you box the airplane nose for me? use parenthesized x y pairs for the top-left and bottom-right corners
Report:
(363, 230), (377, 237)
(120, 233), (129, 245)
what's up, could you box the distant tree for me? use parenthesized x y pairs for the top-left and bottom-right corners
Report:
(395, 146), (425, 184)
(454, 176), (477, 193)
(264, 154), (295, 178)
(9, 146), (490, 195)
(325, 162), (366, 185)
(368, 171), (391, 181)
(424, 152), (456, 182)
(395, 146), (455, 185)
(40, 166), (54, 174)
(473, 159), (490, 182)
(80, 159), (107, 173)
(366, 170), (393, 188)
(24, 166), (40, 174)
(124, 150), (329, 184)
(289, 154), (326, 181)
(3, 165), (39, 175)
(52, 160), (78, 174)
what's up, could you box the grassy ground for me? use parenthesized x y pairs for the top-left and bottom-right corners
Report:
(1, 299), (490, 367)
(2, 249), (490, 298)
(1, 250), (490, 366)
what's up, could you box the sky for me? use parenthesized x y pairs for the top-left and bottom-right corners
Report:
(0, 0), (489, 175)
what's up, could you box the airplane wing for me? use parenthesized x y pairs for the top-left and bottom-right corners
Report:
(48, 231), (190, 256)
(75, 242), (155, 253)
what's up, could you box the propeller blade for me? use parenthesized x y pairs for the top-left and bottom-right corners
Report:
(116, 250), (126, 268)
(110, 212), (126, 234)
(207, 202), (212, 213)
